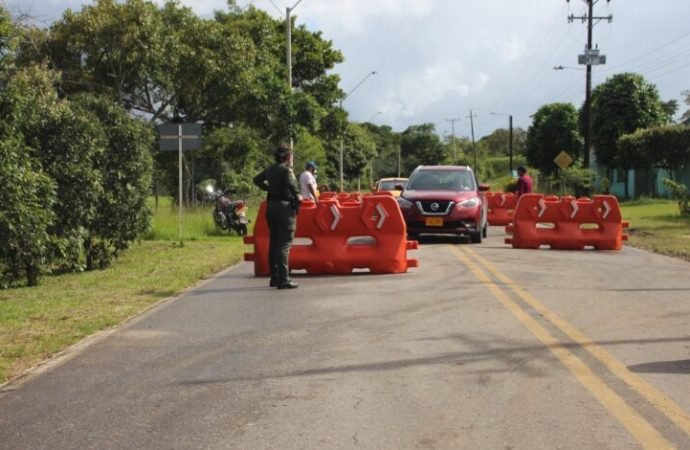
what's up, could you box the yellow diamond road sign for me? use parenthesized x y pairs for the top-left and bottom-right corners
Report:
(554, 151), (573, 170)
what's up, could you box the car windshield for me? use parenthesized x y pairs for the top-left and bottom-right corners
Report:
(378, 180), (406, 190)
(407, 170), (476, 191)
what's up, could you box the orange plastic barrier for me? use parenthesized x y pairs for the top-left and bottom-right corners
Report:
(486, 192), (518, 226)
(504, 194), (629, 250)
(244, 194), (419, 275)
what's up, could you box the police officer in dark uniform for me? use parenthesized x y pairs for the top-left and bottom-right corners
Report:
(253, 145), (302, 289)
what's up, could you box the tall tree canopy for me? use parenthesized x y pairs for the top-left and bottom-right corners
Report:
(526, 103), (582, 176)
(479, 127), (527, 158)
(590, 72), (669, 169)
(400, 124), (445, 175)
(37, 0), (344, 143)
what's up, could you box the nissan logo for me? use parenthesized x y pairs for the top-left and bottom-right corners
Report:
(431, 202), (440, 211)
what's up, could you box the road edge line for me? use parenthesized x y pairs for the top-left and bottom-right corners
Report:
(463, 246), (690, 439)
(449, 245), (673, 449)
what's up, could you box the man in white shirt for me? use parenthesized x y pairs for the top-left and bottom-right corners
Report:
(299, 161), (319, 203)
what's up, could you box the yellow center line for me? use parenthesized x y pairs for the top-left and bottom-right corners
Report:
(462, 245), (690, 440)
(448, 245), (673, 450)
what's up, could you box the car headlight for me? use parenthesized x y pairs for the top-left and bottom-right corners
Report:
(457, 197), (480, 208)
(397, 197), (413, 208)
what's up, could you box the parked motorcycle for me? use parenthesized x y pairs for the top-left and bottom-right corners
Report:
(210, 188), (249, 236)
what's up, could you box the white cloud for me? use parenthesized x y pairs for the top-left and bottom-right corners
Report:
(379, 60), (470, 120)
(486, 36), (528, 62)
(302, 0), (434, 36)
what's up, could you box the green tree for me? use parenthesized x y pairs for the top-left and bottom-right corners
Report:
(681, 90), (690, 125)
(661, 99), (679, 123)
(362, 124), (402, 179)
(73, 94), (154, 269)
(0, 64), (61, 285)
(2, 65), (103, 271)
(400, 124), (445, 174)
(341, 123), (377, 183)
(526, 103), (582, 176)
(590, 73), (668, 169)
(479, 127), (527, 157)
(0, 136), (56, 286)
(0, 6), (17, 74)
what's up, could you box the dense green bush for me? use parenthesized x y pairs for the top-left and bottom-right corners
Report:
(74, 94), (154, 270)
(0, 137), (56, 286)
(0, 66), (154, 285)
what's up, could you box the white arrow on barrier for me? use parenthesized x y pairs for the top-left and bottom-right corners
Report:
(500, 194), (506, 206)
(538, 198), (547, 218)
(376, 203), (388, 229)
(603, 200), (611, 219)
(570, 199), (579, 219)
(330, 205), (341, 231)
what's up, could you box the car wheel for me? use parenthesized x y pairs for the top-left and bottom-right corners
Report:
(470, 230), (482, 244)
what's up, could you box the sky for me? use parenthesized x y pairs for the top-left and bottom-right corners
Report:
(7, 0), (690, 140)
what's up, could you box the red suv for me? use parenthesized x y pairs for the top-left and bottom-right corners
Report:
(396, 165), (489, 243)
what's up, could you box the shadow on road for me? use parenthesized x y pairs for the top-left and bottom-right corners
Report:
(173, 332), (690, 386)
(628, 359), (690, 374)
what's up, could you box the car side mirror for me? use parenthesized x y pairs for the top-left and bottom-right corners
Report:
(478, 184), (490, 192)
(394, 184), (405, 191)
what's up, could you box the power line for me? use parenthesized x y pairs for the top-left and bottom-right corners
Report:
(602, 31), (690, 72)
(489, 4), (569, 112)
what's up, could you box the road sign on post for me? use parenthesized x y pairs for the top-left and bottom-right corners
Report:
(554, 151), (574, 171)
(156, 123), (203, 241)
(157, 123), (202, 151)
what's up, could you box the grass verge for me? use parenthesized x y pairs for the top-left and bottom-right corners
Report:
(621, 199), (690, 262)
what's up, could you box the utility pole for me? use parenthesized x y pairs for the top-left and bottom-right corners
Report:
(445, 118), (461, 164)
(466, 110), (478, 169)
(567, 0), (612, 169)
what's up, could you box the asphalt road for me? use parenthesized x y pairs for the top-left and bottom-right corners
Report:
(1, 227), (689, 449)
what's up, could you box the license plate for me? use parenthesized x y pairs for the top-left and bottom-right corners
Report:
(425, 217), (444, 227)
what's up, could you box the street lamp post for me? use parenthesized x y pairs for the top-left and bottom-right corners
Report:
(367, 111), (382, 122)
(490, 112), (514, 174)
(285, 0), (304, 158)
(553, 65), (585, 71)
(339, 70), (377, 192)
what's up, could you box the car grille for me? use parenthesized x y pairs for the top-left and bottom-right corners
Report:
(416, 200), (454, 215)
(408, 220), (477, 230)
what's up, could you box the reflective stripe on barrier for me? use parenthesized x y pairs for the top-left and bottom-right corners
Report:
(504, 194), (629, 250)
(486, 192), (518, 226)
(244, 193), (419, 275)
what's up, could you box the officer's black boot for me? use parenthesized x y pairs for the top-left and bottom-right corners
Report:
(277, 280), (299, 289)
